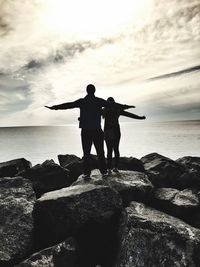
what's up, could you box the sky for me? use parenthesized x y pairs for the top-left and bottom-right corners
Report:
(0, 0), (200, 126)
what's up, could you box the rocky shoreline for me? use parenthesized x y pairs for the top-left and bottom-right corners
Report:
(0, 153), (200, 267)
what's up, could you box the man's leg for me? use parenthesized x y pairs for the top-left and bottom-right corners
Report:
(81, 130), (92, 176)
(93, 129), (107, 174)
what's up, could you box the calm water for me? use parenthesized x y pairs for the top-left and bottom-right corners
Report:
(0, 121), (199, 166)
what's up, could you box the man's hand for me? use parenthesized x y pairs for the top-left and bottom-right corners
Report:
(142, 116), (146, 120)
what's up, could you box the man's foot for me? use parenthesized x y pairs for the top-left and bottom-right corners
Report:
(102, 172), (109, 179)
(113, 168), (119, 173)
(108, 169), (112, 175)
(82, 174), (91, 181)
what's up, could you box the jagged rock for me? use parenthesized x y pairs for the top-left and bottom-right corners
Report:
(141, 153), (185, 188)
(34, 184), (122, 249)
(19, 160), (72, 198)
(176, 156), (200, 188)
(152, 188), (199, 226)
(58, 154), (99, 180)
(15, 238), (78, 267)
(0, 158), (31, 178)
(58, 154), (83, 179)
(73, 170), (153, 206)
(0, 176), (36, 266)
(58, 154), (81, 168)
(118, 157), (144, 172)
(118, 201), (200, 267)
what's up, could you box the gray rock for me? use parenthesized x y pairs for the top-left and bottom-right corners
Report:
(118, 157), (144, 172)
(118, 201), (200, 267)
(73, 170), (153, 206)
(0, 158), (31, 178)
(19, 160), (72, 198)
(141, 153), (185, 188)
(153, 188), (200, 226)
(58, 154), (98, 180)
(176, 156), (200, 188)
(0, 176), (36, 266)
(58, 154), (81, 168)
(34, 184), (122, 249)
(58, 154), (83, 179)
(15, 238), (78, 267)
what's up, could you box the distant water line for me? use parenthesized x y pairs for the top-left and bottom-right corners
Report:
(0, 120), (199, 165)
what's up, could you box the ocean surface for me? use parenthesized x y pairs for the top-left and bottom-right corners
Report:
(0, 120), (200, 166)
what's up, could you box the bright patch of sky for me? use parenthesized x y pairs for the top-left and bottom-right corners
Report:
(0, 0), (200, 126)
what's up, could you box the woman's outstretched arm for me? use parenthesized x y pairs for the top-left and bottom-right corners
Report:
(120, 110), (146, 120)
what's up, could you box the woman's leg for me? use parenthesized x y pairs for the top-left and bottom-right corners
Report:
(113, 130), (121, 169)
(105, 138), (113, 170)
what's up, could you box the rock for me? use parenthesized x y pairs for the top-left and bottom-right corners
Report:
(58, 154), (81, 168)
(176, 156), (200, 188)
(118, 201), (200, 267)
(141, 153), (185, 188)
(15, 238), (78, 267)
(0, 176), (36, 266)
(58, 154), (83, 179)
(34, 184), (122, 249)
(0, 158), (31, 178)
(58, 154), (98, 180)
(19, 160), (72, 198)
(118, 157), (144, 172)
(153, 188), (199, 226)
(73, 170), (153, 207)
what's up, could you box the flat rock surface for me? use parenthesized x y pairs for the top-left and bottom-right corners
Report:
(73, 170), (153, 206)
(0, 176), (36, 266)
(118, 201), (200, 267)
(34, 184), (122, 249)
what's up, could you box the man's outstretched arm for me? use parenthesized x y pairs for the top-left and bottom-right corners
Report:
(120, 110), (146, 120)
(45, 99), (81, 110)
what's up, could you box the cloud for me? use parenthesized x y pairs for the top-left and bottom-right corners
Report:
(0, 0), (200, 126)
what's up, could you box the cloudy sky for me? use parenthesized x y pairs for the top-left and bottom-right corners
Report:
(0, 0), (200, 126)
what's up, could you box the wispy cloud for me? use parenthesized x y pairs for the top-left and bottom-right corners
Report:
(0, 0), (200, 125)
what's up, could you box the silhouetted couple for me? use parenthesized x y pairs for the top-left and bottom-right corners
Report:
(45, 84), (146, 179)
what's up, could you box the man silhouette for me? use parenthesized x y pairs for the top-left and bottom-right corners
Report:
(45, 84), (134, 179)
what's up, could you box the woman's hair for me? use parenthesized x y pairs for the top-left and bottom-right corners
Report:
(107, 97), (115, 102)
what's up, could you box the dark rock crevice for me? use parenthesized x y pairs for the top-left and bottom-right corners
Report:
(75, 211), (124, 267)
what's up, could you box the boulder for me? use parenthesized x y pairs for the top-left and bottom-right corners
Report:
(73, 170), (153, 206)
(118, 157), (144, 172)
(153, 188), (200, 226)
(141, 153), (185, 188)
(34, 184), (122, 249)
(19, 160), (72, 198)
(0, 158), (31, 178)
(0, 176), (36, 266)
(176, 156), (200, 188)
(58, 154), (98, 180)
(58, 154), (81, 168)
(15, 238), (78, 267)
(118, 201), (200, 267)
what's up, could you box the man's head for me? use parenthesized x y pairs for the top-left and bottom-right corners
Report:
(107, 97), (115, 103)
(86, 84), (96, 95)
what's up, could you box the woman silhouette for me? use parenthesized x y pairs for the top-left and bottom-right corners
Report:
(102, 97), (146, 174)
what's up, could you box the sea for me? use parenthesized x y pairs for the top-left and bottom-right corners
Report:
(0, 120), (199, 166)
